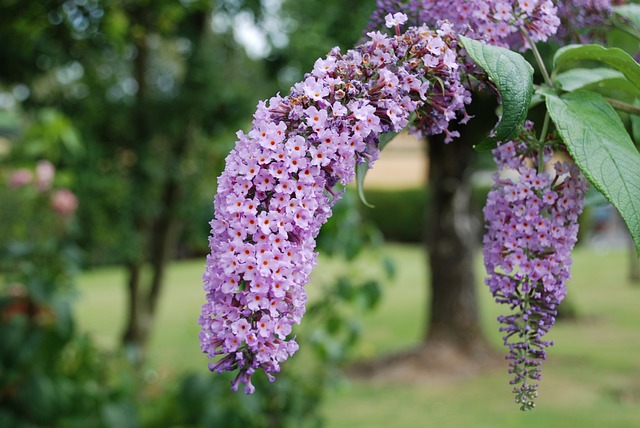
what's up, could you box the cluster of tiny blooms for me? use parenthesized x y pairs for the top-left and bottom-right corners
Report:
(367, 0), (560, 51)
(199, 16), (469, 394)
(555, 0), (614, 43)
(482, 124), (586, 410)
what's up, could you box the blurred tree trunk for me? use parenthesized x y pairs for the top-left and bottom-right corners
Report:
(424, 96), (496, 356)
(425, 134), (487, 353)
(120, 7), (208, 365)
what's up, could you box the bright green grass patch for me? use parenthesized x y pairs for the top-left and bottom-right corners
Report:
(74, 259), (211, 373)
(75, 244), (640, 426)
(321, 245), (640, 428)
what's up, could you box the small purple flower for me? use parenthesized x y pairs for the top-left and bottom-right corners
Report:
(385, 12), (408, 28)
(483, 126), (587, 409)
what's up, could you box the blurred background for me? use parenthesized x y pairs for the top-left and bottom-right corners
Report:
(1, 1), (640, 427)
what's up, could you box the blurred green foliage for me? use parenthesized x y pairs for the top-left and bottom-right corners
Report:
(0, 161), (136, 427)
(358, 185), (598, 246)
(358, 185), (492, 243)
(132, 196), (392, 428)
(0, 1), (399, 425)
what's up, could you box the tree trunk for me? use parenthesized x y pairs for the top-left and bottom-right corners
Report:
(425, 132), (487, 353)
(119, 9), (208, 365)
(424, 95), (498, 356)
(122, 263), (153, 366)
(121, 4), (153, 365)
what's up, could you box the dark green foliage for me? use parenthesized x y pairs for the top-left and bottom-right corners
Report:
(359, 186), (492, 243)
(141, 192), (392, 428)
(0, 166), (137, 427)
(358, 184), (595, 245)
(358, 188), (428, 243)
(271, 0), (377, 86)
(0, 1), (395, 425)
(142, 370), (327, 428)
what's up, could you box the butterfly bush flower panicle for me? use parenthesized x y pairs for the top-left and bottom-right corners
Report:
(200, 18), (470, 394)
(367, 0), (561, 51)
(555, 0), (613, 43)
(482, 123), (587, 410)
(369, 0), (616, 47)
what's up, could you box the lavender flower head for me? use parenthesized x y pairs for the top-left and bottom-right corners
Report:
(482, 124), (587, 409)
(369, 0), (617, 47)
(368, 0), (561, 51)
(555, 0), (614, 43)
(199, 18), (470, 394)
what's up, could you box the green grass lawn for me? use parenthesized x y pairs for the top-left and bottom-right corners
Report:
(75, 244), (640, 427)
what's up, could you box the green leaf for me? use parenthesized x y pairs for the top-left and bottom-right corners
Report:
(611, 5), (640, 53)
(378, 129), (397, 151)
(554, 67), (627, 92)
(545, 91), (640, 254)
(631, 99), (640, 145)
(552, 44), (640, 92)
(555, 68), (640, 108)
(579, 77), (640, 101)
(355, 131), (397, 208)
(459, 35), (533, 151)
(614, 4), (640, 30)
(356, 160), (375, 208)
(360, 280), (382, 310)
(529, 92), (545, 109)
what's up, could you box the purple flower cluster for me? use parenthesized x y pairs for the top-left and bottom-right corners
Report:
(199, 19), (469, 393)
(482, 125), (586, 410)
(555, 0), (614, 43)
(367, 0), (560, 50)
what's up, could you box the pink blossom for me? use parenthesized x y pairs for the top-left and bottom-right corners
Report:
(50, 188), (78, 217)
(8, 168), (33, 188)
(35, 160), (55, 191)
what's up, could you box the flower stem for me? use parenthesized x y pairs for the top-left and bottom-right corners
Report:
(537, 112), (550, 173)
(520, 29), (553, 88)
(605, 97), (640, 115)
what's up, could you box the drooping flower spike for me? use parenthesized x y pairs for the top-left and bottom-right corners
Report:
(199, 19), (470, 393)
(482, 123), (587, 409)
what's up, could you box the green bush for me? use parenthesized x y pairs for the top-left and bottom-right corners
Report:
(0, 162), (138, 427)
(359, 185), (491, 243)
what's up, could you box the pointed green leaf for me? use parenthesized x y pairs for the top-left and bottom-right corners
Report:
(614, 4), (640, 30)
(545, 91), (640, 254)
(378, 130), (397, 151)
(555, 68), (640, 107)
(631, 99), (640, 145)
(355, 161), (374, 208)
(459, 35), (533, 151)
(355, 132), (398, 208)
(554, 67), (626, 91)
(553, 44), (640, 92)
(355, 132), (399, 208)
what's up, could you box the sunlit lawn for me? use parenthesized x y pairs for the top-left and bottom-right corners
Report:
(75, 244), (640, 427)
